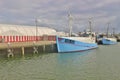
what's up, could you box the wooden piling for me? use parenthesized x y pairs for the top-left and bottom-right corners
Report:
(21, 47), (24, 56)
(43, 45), (46, 52)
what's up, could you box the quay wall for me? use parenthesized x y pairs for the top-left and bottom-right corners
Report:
(0, 41), (57, 57)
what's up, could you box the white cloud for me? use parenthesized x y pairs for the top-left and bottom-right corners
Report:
(0, 0), (120, 32)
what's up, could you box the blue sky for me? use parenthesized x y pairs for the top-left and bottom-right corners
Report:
(0, 0), (120, 33)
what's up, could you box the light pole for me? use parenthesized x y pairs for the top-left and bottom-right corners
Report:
(35, 19), (38, 41)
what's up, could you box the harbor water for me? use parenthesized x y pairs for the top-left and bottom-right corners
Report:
(0, 43), (120, 80)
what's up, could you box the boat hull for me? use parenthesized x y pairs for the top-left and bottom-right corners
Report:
(56, 36), (98, 53)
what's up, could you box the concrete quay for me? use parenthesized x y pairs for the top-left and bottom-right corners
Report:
(0, 41), (57, 57)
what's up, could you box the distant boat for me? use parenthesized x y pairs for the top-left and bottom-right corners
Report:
(96, 23), (117, 45)
(101, 37), (117, 45)
(97, 34), (117, 45)
(56, 13), (98, 53)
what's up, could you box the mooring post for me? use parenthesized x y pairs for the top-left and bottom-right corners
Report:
(21, 47), (24, 56)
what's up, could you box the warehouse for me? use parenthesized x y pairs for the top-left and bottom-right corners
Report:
(0, 24), (57, 43)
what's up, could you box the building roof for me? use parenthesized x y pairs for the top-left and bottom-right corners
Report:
(0, 24), (56, 36)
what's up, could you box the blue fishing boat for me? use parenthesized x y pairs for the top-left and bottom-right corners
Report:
(96, 34), (117, 45)
(56, 13), (98, 53)
(96, 23), (117, 45)
(56, 36), (98, 53)
(101, 37), (117, 45)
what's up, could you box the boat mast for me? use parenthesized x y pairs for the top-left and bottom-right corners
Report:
(88, 18), (92, 33)
(113, 27), (115, 36)
(106, 22), (110, 38)
(68, 12), (73, 37)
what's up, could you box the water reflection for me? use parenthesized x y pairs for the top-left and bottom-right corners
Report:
(55, 50), (97, 80)
(57, 50), (96, 65)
